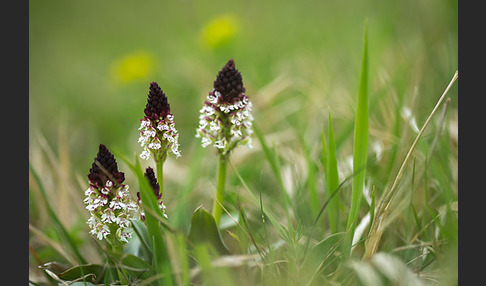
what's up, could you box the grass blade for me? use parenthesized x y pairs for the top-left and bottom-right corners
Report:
(253, 123), (292, 223)
(344, 20), (369, 257)
(326, 109), (340, 234)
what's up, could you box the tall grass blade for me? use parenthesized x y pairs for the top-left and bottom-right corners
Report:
(253, 123), (292, 223)
(326, 109), (340, 234)
(345, 20), (369, 257)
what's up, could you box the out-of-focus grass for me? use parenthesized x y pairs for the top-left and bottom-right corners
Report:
(29, 0), (457, 176)
(29, 0), (457, 284)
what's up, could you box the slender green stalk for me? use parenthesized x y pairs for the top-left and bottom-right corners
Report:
(105, 243), (128, 284)
(212, 154), (228, 225)
(156, 158), (164, 197)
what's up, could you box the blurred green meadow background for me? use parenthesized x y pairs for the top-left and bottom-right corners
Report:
(29, 0), (457, 284)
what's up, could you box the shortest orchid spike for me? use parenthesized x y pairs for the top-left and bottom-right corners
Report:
(138, 82), (181, 162)
(196, 59), (254, 156)
(137, 166), (168, 222)
(84, 144), (139, 245)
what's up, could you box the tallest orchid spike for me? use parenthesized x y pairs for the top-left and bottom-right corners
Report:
(196, 59), (254, 156)
(138, 81), (181, 161)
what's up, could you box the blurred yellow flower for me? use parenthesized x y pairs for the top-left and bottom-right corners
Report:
(200, 14), (238, 49)
(109, 50), (154, 84)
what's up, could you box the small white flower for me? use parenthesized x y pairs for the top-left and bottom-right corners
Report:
(157, 123), (169, 131)
(231, 118), (241, 126)
(214, 140), (226, 149)
(210, 121), (221, 131)
(139, 119), (151, 130)
(100, 187), (109, 195)
(96, 224), (110, 240)
(148, 142), (162, 150)
(140, 150), (150, 160)
(85, 187), (95, 196)
(110, 201), (121, 210)
(143, 129), (156, 138)
(203, 105), (215, 115)
(101, 212), (116, 223)
(231, 129), (243, 138)
(117, 227), (133, 243)
(87, 216), (97, 229)
(201, 137), (212, 148)
(172, 148), (181, 158)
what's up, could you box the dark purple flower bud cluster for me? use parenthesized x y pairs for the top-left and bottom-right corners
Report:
(88, 144), (125, 189)
(144, 82), (171, 122)
(213, 59), (246, 104)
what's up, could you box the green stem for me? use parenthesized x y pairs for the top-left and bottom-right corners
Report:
(212, 154), (228, 225)
(156, 158), (164, 197)
(106, 243), (126, 284)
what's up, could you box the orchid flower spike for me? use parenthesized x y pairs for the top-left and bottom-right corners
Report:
(196, 59), (253, 157)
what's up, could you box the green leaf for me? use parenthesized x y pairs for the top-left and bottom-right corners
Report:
(120, 254), (156, 281)
(128, 219), (153, 264)
(187, 205), (230, 255)
(57, 264), (106, 282)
